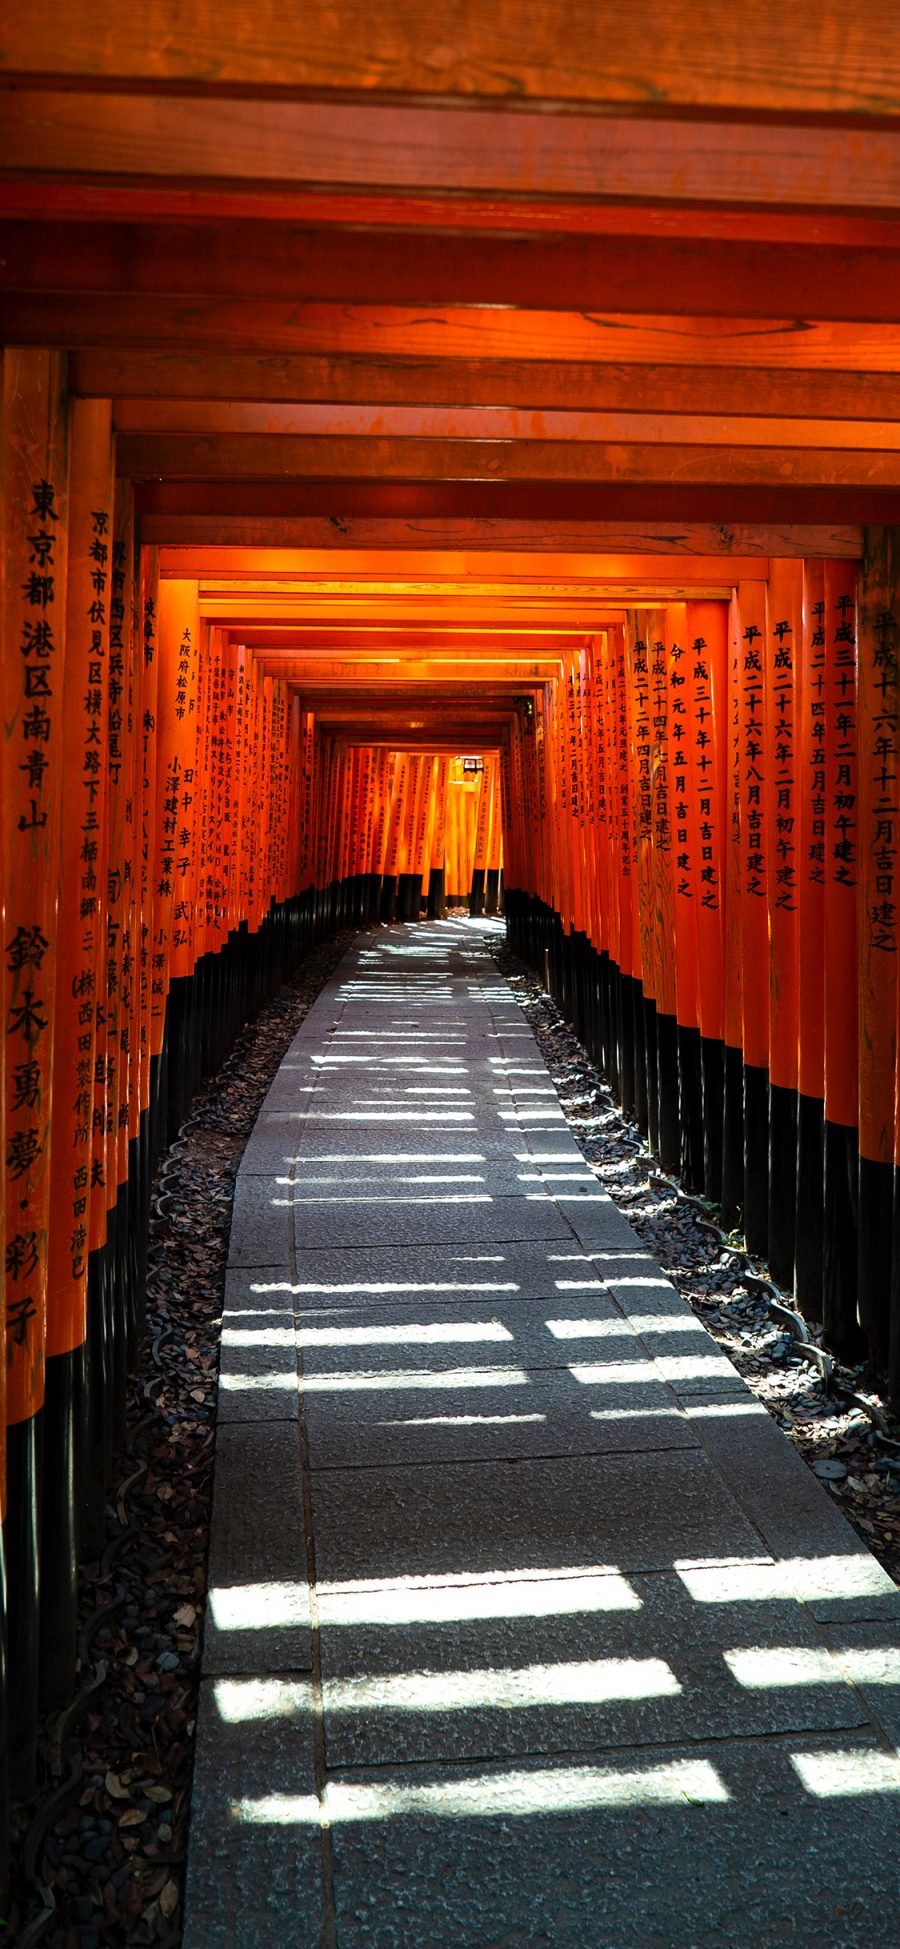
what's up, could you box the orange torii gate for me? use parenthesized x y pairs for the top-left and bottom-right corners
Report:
(1, 351), (900, 1893)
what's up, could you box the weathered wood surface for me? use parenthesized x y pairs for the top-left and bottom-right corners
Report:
(147, 518), (863, 557)
(7, 222), (900, 323)
(115, 432), (900, 487)
(3, 92), (900, 211)
(2, 1), (898, 118)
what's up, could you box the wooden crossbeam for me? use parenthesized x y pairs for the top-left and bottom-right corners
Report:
(11, 299), (900, 369)
(68, 352), (900, 426)
(147, 517), (862, 557)
(2, 95), (900, 217)
(9, 222), (900, 324)
(2, 1), (897, 120)
(112, 402), (900, 452)
(115, 432), (900, 488)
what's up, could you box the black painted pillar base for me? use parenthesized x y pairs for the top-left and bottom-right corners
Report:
(769, 1082), (799, 1289)
(858, 1154), (893, 1369)
(485, 868), (501, 915)
(700, 1035), (725, 1207)
(619, 972), (637, 1117)
(79, 1239), (109, 1557)
(795, 1091), (825, 1315)
(720, 1043), (744, 1232)
(890, 1166), (900, 1412)
(0, 1520), (8, 1913)
(380, 876), (398, 922)
(366, 874), (383, 922)
(823, 1120), (862, 1360)
(38, 1345), (80, 1714)
(396, 873), (416, 921)
(656, 1010), (680, 1175)
(632, 978), (648, 1134)
(743, 1063), (770, 1257)
(427, 868), (445, 918)
(678, 1023), (704, 1192)
(6, 1409), (41, 1799)
(469, 867), (486, 916)
(644, 996), (660, 1157)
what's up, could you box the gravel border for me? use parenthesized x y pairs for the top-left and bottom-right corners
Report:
(8, 930), (357, 1949)
(488, 937), (900, 1593)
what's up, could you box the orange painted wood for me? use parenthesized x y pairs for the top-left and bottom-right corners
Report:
(47, 397), (114, 1358)
(798, 561), (827, 1108)
(666, 600), (700, 1034)
(735, 581), (770, 1075)
(857, 528), (900, 1166)
(765, 558), (803, 1095)
(143, 516), (863, 559)
(151, 578), (200, 1046)
(113, 400), (900, 454)
(823, 560), (859, 1134)
(113, 433), (900, 489)
(18, 298), (899, 369)
(3, 90), (900, 210)
(138, 544), (160, 1101)
(9, 178), (900, 247)
(133, 479), (890, 528)
(68, 349), (900, 434)
(3, 1), (897, 119)
(1, 346), (68, 1429)
(722, 599), (743, 1056)
(686, 601), (727, 1046)
(13, 222), (900, 325)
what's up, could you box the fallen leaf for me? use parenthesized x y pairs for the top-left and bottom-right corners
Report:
(160, 1879), (180, 1919)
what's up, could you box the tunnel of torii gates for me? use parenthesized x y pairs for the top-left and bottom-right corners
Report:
(6, 0), (900, 1864)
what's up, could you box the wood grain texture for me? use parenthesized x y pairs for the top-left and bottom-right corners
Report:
(8, 221), (900, 323)
(145, 517), (863, 557)
(2, 1), (899, 118)
(115, 432), (900, 486)
(12, 298), (900, 369)
(69, 351), (900, 423)
(132, 478), (897, 525)
(3, 92), (900, 210)
(111, 400), (900, 451)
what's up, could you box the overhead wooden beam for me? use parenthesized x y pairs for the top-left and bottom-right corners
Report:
(133, 479), (894, 527)
(152, 521), (859, 558)
(4, 186), (898, 245)
(1, 2), (898, 119)
(70, 352), (900, 426)
(9, 222), (900, 324)
(3, 93), (900, 213)
(115, 431), (900, 487)
(12, 297), (900, 370)
(113, 401), (900, 452)
(162, 547), (769, 580)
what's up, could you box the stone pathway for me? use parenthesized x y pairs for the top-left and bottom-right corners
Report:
(183, 921), (900, 1949)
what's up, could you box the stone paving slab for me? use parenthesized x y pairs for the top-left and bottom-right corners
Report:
(182, 1679), (322, 1949)
(292, 1190), (572, 1252)
(309, 1447), (766, 1584)
(217, 1317), (300, 1425)
(286, 1239), (612, 1307)
(227, 1172), (294, 1267)
(302, 1364), (698, 1470)
(204, 1421), (312, 1674)
(318, 1562), (869, 1769)
(326, 1731), (900, 1949)
(294, 1288), (635, 1370)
